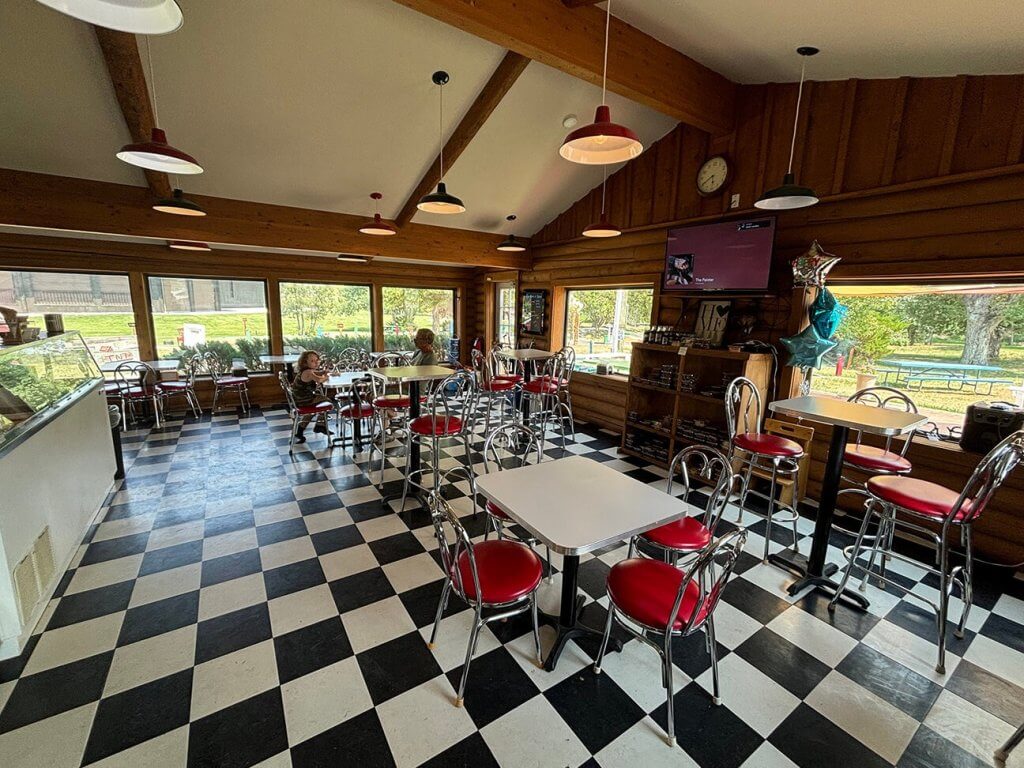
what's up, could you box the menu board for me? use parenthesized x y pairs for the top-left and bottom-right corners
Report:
(520, 289), (547, 336)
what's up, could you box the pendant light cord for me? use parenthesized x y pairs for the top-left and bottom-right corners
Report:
(786, 55), (808, 175)
(600, 165), (607, 215)
(145, 36), (160, 126)
(601, 0), (611, 105)
(438, 82), (445, 181)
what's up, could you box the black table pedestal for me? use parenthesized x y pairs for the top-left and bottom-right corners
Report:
(382, 379), (430, 512)
(540, 554), (622, 671)
(767, 424), (869, 610)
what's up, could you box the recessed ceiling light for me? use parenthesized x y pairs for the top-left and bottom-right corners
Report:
(562, 114), (578, 129)
(168, 240), (211, 251)
(336, 254), (371, 264)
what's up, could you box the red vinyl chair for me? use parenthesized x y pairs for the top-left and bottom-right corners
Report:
(471, 348), (517, 434)
(839, 387), (918, 496)
(278, 371), (334, 453)
(594, 528), (748, 747)
(628, 445), (738, 567)
(426, 493), (543, 707)
(725, 375), (804, 563)
(204, 352), (251, 414)
(114, 361), (162, 428)
(155, 356), (202, 419)
(831, 430), (1024, 673)
(523, 351), (574, 450)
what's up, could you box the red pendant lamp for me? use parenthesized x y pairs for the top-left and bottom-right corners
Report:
(560, 0), (642, 165)
(359, 193), (397, 236)
(582, 166), (621, 238)
(117, 36), (202, 175)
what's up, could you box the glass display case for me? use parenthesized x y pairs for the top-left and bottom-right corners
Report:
(0, 332), (102, 451)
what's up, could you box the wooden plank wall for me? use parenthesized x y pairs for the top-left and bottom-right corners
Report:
(523, 73), (1024, 563)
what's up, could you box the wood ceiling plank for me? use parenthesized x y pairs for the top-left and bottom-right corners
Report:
(93, 27), (172, 199)
(395, 51), (530, 228)
(0, 169), (529, 270)
(392, 0), (736, 134)
(562, 0), (604, 6)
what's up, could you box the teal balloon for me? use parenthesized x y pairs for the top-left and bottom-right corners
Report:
(810, 287), (847, 339)
(781, 324), (837, 369)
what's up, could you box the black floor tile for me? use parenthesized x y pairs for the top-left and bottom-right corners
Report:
(200, 549), (262, 588)
(187, 688), (288, 768)
(274, 616), (353, 685)
(896, 724), (989, 768)
(298, 494), (345, 516)
(195, 603), (273, 664)
(264, 557), (327, 600)
(47, 580), (134, 630)
(399, 578), (467, 628)
(945, 659), (1024, 726)
(204, 510), (256, 538)
(367, 532), (425, 566)
(139, 539), (203, 577)
(419, 732), (498, 768)
(576, 557), (612, 600)
(310, 524), (364, 555)
(117, 591), (200, 646)
(446, 647), (540, 729)
(721, 578), (791, 625)
(357, 631), (443, 706)
(651, 681), (762, 768)
(330, 568), (396, 614)
(289, 709), (395, 768)
(545, 665), (646, 754)
(80, 533), (150, 566)
(82, 669), (192, 764)
(794, 591), (881, 641)
(252, 487), (296, 508)
(979, 612), (1024, 654)
(770, 703), (891, 768)
(255, 516), (309, 547)
(835, 644), (942, 720)
(0, 651), (113, 733)
(733, 628), (831, 699)
(886, 600), (975, 653)
(152, 505), (206, 530)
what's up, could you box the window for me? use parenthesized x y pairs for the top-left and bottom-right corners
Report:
(495, 282), (516, 346)
(564, 286), (653, 374)
(148, 276), (269, 370)
(809, 284), (1024, 431)
(381, 287), (455, 353)
(278, 281), (372, 355)
(0, 269), (139, 364)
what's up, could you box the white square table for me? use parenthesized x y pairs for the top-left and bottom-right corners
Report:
(767, 396), (927, 609)
(477, 455), (694, 670)
(498, 349), (557, 419)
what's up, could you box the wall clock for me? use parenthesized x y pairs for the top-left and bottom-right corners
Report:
(696, 155), (730, 197)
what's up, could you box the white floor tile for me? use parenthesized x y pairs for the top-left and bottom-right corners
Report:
(595, 718), (699, 767)
(202, 528), (258, 561)
(767, 605), (859, 667)
(925, 689), (1017, 764)
(190, 640), (279, 721)
(419, 610), (501, 673)
(103, 625), (196, 697)
(696, 653), (801, 737)
(861, 618), (959, 683)
(302, 509), (353, 534)
(268, 584), (338, 636)
(281, 657), (372, 746)
(482, 695), (590, 768)
(964, 633), (1024, 689)
(341, 596), (416, 654)
(377, 675), (477, 768)
(319, 544), (379, 582)
(597, 638), (689, 713)
(197, 572), (267, 621)
(65, 556), (143, 596)
(259, 536), (317, 571)
(739, 741), (800, 768)
(0, 702), (96, 768)
(129, 563), (201, 608)
(382, 552), (444, 594)
(22, 612), (123, 676)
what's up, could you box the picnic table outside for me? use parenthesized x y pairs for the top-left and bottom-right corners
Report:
(877, 359), (1013, 395)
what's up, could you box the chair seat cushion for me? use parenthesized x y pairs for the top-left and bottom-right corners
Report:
(123, 386), (155, 399)
(339, 402), (374, 418)
(733, 432), (803, 458)
(494, 374), (524, 384)
(844, 444), (912, 473)
(216, 376), (248, 386)
(641, 516), (711, 552)
(410, 415), (464, 436)
(867, 475), (973, 522)
(373, 394), (410, 408)
(523, 378), (559, 395)
(482, 379), (516, 392)
(485, 500), (511, 521)
(607, 558), (706, 631)
(103, 382), (122, 395)
(156, 381), (189, 391)
(296, 401), (335, 416)
(453, 540), (542, 603)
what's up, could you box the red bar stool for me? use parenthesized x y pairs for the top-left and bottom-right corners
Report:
(278, 372), (334, 453)
(725, 375), (804, 563)
(489, 345), (524, 385)
(628, 445), (738, 567)
(594, 528), (748, 747)
(840, 387), (918, 496)
(426, 493), (543, 707)
(471, 349), (517, 435)
(336, 374), (376, 455)
(155, 356), (202, 419)
(523, 352), (574, 450)
(204, 352), (251, 414)
(830, 431), (1024, 673)
(400, 371), (479, 510)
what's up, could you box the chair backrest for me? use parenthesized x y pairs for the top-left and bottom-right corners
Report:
(666, 444), (737, 540)
(482, 424), (543, 474)
(373, 352), (409, 368)
(335, 347), (369, 371)
(359, 370), (387, 403)
(488, 346), (521, 379)
(114, 361), (158, 393)
(425, 370), (477, 433)
(202, 352), (228, 382)
(278, 371), (298, 413)
(725, 375), (763, 438)
(182, 356), (201, 387)
(951, 430), (1024, 526)
(429, 492), (482, 605)
(538, 351), (567, 386)
(470, 348), (488, 382)
(557, 346), (576, 383)
(673, 528), (748, 636)
(847, 386), (918, 456)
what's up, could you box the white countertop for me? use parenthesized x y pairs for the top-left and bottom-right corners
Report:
(476, 456), (691, 555)
(378, 365), (453, 382)
(499, 349), (555, 361)
(769, 395), (927, 436)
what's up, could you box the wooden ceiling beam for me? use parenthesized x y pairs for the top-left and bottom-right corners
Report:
(392, 0), (736, 134)
(562, 0), (603, 7)
(93, 27), (172, 199)
(0, 169), (530, 270)
(396, 50), (530, 228)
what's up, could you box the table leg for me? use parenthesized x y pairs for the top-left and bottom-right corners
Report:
(768, 424), (869, 610)
(382, 379), (426, 510)
(519, 362), (532, 422)
(541, 554), (622, 671)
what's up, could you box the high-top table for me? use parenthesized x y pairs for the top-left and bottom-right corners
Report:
(768, 395), (927, 609)
(477, 455), (692, 670)
(323, 372), (370, 449)
(379, 365), (453, 508)
(498, 348), (556, 418)
(259, 353), (302, 380)
(100, 359), (181, 373)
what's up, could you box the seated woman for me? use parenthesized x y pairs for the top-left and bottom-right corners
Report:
(290, 350), (332, 442)
(408, 328), (438, 366)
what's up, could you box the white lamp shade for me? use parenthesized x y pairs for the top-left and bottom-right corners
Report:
(36, 0), (183, 34)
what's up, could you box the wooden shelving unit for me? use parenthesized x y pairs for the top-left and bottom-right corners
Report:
(621, 342), (772, 468)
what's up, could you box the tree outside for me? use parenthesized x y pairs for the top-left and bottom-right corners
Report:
(566, 287), (653, 373)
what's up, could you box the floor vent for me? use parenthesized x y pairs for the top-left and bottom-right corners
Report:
(12, 527), (55, 625)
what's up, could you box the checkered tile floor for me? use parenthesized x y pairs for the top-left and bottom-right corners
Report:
(1, 406), (1022, 768)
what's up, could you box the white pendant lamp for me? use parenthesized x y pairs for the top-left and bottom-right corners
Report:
(417, 71), (466, 214)
(152, 188), (205, 216)
(35, 0), (182, 34)
(560, 0), (642, 165)
(358, 192), (397, 236)
(497, 215), (526, 252)
(755, 46), (820, 210)
(117, 36), (202, 174)
(582, 166), (621, 238)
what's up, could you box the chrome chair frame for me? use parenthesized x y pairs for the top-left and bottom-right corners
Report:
(400, 370), (479, 512)
(427, 492), (543, 706)
(204, 353), (251, 414)
(524, 352), (574, 450)
(725, 375), (802, 562)
(277, 371), (334, 453)
(471, 348), (517, 436)
(155, 356), (202, 419)
(594, 528), (748, 747)
(838, 386), (918, 498)
(114, 361), (162, 428)
(830, 430), (1024, 673)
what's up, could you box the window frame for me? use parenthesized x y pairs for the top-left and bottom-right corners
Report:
(561, 283), (656, 375)
(275, 278), (375, 349)
(379, 285), (458, 352)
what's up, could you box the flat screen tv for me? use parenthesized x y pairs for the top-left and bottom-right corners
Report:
(662, 216), (775, 293)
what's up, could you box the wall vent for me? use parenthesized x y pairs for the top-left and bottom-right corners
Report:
(12, 527), (55, 625)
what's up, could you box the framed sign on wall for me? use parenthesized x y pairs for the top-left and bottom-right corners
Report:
(520, 289), (548, 336)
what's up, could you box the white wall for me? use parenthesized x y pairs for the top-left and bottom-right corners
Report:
(0, 384), (115, 654)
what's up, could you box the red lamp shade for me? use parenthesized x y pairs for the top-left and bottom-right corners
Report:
(168, 240), (211, 251)
(117, 128), (203, 174)
(358, 213), (397, 236)
(560, 105), (643, 165)
(582, 215), (621, 238)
